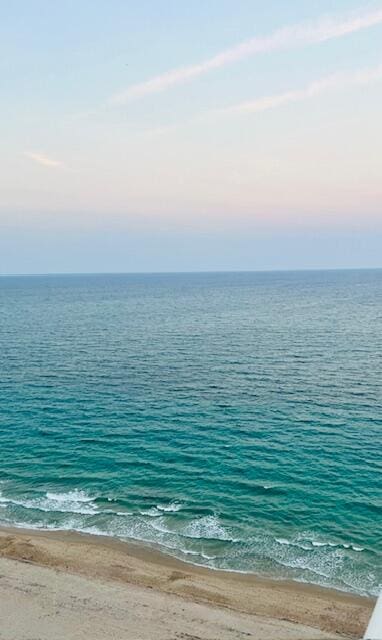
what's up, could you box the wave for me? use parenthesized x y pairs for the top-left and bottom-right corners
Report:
(275, 533), (365, 553)
(0, 489), (365, 554)
(0, 489), (366, 554)
(0, 489), (184, 521)
(180, 515), (239, 542)
(0, 513), (222, 568)
(46, 490), (93, 504)
(0, 489), (98, 515)
(139, 502), (183, 517)
(139, 507), (164, 517)
(156, 502), (183, 513)
(311, 540), (364, 552)
(138, 513), (237, 545)
(0, 488), (376, 595)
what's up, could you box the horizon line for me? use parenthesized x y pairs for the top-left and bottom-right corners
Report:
(1, 266), (381, 277)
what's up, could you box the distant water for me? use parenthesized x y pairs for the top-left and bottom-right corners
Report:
(0, 270), (381, 596)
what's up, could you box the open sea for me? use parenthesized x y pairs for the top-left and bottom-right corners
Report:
(0, 270), (381, 596)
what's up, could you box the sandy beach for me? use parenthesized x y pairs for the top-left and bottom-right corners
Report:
(0, 527), (374, 639)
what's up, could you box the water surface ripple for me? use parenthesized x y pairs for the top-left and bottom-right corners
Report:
(0, 271), (381, 595)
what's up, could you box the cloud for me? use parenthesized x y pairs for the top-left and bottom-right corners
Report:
(109, 6), (382, 105)
(23, 151), (64, 168)
(139, 63), (382, 134)
(217, 63), (382, 116)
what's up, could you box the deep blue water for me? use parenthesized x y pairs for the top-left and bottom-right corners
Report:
(0, 270), (381, 595)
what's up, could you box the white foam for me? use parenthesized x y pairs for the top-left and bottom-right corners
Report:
(275, 537), (311, 551)
(200, 551), (218, 560)
(303, 533), (365, 553)
(0, 489), (98, 515)
(274, 533), (365, 554)
(46, 490), (93, 504)
(181, 516), (237, 542)
(0, 513), (376, 596)
(275, 538), (289, 545)
(140, 507), (162, 517)
(156, 502), (183, 513)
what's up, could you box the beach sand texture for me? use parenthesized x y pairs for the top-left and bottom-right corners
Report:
(0, 528), (374, 639)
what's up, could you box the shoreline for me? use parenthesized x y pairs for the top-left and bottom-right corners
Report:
(0, 525), (374, 638)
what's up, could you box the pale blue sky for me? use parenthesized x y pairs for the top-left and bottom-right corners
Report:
(1, 1), (382, 273)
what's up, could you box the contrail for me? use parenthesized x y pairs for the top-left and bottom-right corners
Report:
(215, 64), (382, 116)
(110, 6), (382, 104)
(139, 63), (382, 136)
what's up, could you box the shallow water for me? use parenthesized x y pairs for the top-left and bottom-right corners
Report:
(0, 270), (381, 595)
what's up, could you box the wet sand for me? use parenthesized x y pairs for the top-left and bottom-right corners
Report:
(0, 527), (374, 639)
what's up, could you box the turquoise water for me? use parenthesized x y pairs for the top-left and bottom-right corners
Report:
(0, 270), (381, 595)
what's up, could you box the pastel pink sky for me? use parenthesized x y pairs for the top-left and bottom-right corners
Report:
(1, 1), (382, 271)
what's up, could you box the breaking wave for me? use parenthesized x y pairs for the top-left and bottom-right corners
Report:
(0, 487), (378, 595)
(0, 489), (98, 515)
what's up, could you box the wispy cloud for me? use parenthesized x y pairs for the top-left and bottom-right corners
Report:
(139, 63), (382, 135)
(23, 151), (64, 168)
(109, 6), (382, 105)
(216, 63), (382, 117)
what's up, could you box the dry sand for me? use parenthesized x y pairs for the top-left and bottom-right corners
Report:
(0, 527), (374, 639)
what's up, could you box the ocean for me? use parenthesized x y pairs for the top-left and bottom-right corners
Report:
(0, 270), (381, 596)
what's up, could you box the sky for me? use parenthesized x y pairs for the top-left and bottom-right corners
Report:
(1, 0), (382, 273)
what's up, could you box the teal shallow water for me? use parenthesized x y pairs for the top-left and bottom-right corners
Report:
(0, 270), (381, 595)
